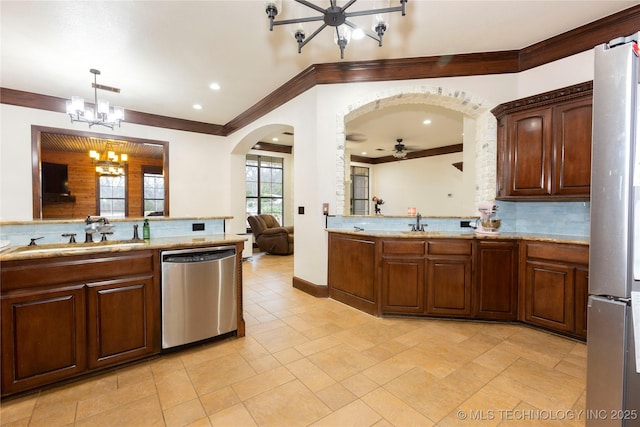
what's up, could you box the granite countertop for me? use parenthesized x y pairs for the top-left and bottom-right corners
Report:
(0, 234), (248, 262)
(325, 229), (589, 245)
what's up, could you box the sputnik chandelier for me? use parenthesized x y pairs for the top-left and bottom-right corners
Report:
(66, 69), (124, 130)
(265, 0), (408, 59)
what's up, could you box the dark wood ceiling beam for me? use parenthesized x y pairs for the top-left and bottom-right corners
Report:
(351, 143), (463, 164)
(251, 141), (293, 154)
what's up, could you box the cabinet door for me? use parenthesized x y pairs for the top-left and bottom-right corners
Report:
(474, 241), (518, 320)
(86, 275), (158, 369)
(496, 116), (508, 198)
(524, 261), (575, 332)
(381, 256), (425, 315)
(574, 267), (589, 339)
(552, 97), (592, 197)
(328, 234), (377, 315)
(505, 108), (553, 197)
(1, 284), (86, 395)
(426, 256), (472, 317)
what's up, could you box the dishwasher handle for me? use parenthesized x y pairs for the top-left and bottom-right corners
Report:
(162, 249), (235, 263)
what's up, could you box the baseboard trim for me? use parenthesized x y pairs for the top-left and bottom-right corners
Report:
(292, 276), (329, 298)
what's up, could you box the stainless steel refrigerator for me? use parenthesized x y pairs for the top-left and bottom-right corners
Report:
(587, 33), (640, 427)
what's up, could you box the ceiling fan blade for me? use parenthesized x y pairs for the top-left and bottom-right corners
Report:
(346, 133), (367, 142)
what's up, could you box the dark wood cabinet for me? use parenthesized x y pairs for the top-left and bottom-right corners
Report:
(552, 97), (593, 196)
(504, 107), (553, 197)
(1, 284), (87, 395)
(493, 82), (592, 200)
(1, 250), (160, 396)
(426, 240), (473, 317)
(380, 240), (426, 315)
(87, 275), (157, 369)
(574, 267), (589, 338)
(522, 241), (589, 338)
(328, 233), (377, 315)
(474, 240), (518, 320)
(525, 260), (576, 332)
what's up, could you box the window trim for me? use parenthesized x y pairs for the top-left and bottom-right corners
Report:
(246, 154), (285, 225)
(142, 165), (164, 216)
(96, 168), (129, 218)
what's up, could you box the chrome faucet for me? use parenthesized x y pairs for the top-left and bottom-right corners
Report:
(84, 216), (113, 243)
(409, 213), (426, 232)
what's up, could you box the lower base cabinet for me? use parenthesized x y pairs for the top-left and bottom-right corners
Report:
(523, 242), (589, 339)
(327, 233), (589, 340)
(1, 284), (87, 395)
(426, 256), (472, 316)
(87, 275), (157, 369)
(1, 251), (159, 396)
(327, 233), (377, 315)
(426, 240), (473, 317)
(474, 240), (518, 320)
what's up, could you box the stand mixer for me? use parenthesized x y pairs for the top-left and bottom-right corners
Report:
(474, 202), (501, 234)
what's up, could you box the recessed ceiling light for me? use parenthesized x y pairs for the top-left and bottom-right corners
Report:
(423, 119), (432, 125)
(272, 137), (279, 142)
(352, 28), (365, 40)
(209, 82), (221, 90)
(361, 151), (367, 155)
(193, 104), (203, 110)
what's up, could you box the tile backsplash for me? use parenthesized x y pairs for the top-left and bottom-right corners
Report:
(0, 218), (227, 247)
(327, 201), (590, 237)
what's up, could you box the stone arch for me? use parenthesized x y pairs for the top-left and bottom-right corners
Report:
(335, 85), (498, 214)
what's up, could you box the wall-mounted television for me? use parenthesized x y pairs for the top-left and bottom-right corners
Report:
(42, 162), (74, 203)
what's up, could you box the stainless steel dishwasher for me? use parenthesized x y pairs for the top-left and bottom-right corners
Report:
(161, 246), (237, 349)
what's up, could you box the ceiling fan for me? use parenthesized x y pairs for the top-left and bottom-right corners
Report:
(392, 138), (417, 159)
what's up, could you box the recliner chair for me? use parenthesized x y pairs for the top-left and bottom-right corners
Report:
(247, 214), (294, 255)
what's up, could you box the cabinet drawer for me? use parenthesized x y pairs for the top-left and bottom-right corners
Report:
(526, 242), (588, 264)
(1, 251), (156, 291)
(382, 240), (425, 255)
(428, 240), (472, 256)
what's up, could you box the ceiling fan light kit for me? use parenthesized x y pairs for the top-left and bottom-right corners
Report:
(264, 0), (408, 59)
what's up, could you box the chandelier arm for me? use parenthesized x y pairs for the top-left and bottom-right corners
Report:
(294, 0), (327, 14)
(341, 0), (358, 12)
(272, 15), (325, 26)
(344, 5), (405, 19)
(344, 20), (382, 44)
(298, 23), (328, 50)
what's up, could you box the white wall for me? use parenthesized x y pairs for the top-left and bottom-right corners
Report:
(371, 152), (465, 216)
(517, 50), (594, 98)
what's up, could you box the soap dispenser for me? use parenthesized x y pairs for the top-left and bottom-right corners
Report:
(143, 219), (150, 239)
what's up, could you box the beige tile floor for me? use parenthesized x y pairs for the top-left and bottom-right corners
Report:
(0, 251), (587, 427)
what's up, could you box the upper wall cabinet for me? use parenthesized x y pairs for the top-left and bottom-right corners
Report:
(492, 82), (593, 200)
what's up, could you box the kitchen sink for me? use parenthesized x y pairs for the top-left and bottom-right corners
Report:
(14, 240), (147, 255)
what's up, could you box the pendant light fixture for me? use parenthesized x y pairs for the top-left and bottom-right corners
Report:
(89, 143), (128, 175)
(66, 69), (124, 130)
(265, 0), (408, 59)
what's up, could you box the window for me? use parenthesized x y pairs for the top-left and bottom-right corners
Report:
(143, 166), (165, 216)
(350, 166), (369, 215)
(98, 175), (126, 218)
(246, 154), (284, 225)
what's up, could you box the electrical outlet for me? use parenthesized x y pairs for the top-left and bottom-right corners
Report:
(192, 223), (205, 231)
(460, 220), (473, 228)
